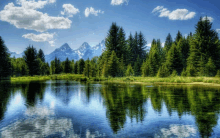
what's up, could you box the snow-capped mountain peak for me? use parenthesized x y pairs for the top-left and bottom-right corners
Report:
(58, 43), (71, 51)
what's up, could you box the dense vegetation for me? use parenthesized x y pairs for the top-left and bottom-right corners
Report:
(0, 16), (220, 80)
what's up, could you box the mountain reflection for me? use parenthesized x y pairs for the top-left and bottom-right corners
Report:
(1, 81), (220, 137)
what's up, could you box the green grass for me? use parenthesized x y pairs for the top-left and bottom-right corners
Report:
(10, 74), (220, 85)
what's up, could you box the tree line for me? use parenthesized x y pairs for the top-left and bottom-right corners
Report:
(0, 16), (220, 79)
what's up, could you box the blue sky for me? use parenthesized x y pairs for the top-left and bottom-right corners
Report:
(0, 0), (219, 54)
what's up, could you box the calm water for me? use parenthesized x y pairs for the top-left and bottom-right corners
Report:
(0, 80), (220, 138)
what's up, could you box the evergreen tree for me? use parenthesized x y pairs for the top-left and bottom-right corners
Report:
(118, 55), (125, 77)
(83, 58), (91, 78)
(164, 33), (173, 55)
(117, 27), (128, 64)
(205, 57), (216, 76)
(78, 59), (85, 74)
(23, 45), (39, 76)
(137, 31), (147, 61)
(50, 60), (55, 75)
(105, 22), (119, 54)
(54, 57), (62, 74)
(0, 36), (11, 79)
(175, 30), (183, 44)
(126, 64), (134, 76)
(134, 55), (142, 76)
(64, 58), (71, 73)
(157, 65), (170, 77)
(108, 51), (119, 77)
(37, 49), (45, 63)
(127, 33), (135, 66)
(186, 16), (220, 76)
(73, 61), (78, 74)
(165, 43), (183, 75)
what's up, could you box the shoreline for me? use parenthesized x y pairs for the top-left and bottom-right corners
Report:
(7, 74), (220, 87)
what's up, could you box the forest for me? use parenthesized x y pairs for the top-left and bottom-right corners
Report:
(0, 16), (220, 80)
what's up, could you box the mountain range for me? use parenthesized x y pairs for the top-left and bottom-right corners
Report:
(9, 40), (150, 63)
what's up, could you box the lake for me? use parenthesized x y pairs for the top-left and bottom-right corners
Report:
(0, 80), (220, 137)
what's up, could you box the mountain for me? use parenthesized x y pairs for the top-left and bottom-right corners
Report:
(45, 40), (106, 63)
(45, 40), (153, 63)
(45, 43), (79, 63)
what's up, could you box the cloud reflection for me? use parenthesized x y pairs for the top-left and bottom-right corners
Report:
(155, 124), (197, 138)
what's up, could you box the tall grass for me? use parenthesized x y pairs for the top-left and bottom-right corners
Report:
(11, 74), (220, 85)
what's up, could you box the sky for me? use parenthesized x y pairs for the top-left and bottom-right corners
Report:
(0, 0), (219, 55)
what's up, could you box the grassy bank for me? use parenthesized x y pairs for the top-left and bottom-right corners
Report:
(10, 74), (220, 86)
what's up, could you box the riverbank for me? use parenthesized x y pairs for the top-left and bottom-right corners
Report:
(9, 74), (220, 86)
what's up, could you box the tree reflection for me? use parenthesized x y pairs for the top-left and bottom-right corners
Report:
(151, 85), (220, 138)
(100, 83), (148, 133)
(0, 81), (12, 120)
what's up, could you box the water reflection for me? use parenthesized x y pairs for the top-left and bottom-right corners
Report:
(100, 83), (148, 133)
(0, 81), (220, 137)
(155, 124), (197, 137)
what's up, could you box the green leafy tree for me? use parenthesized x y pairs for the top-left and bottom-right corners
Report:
(0, 36), (11, 79)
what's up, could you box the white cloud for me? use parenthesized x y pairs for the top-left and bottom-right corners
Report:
(147, 43), (151, 47)
(111, 0), (129, 5)
(0, 2), (72, 32)
(152, 6), (196, 20)
(22, 32), (56, 46)
(61, 4), (79, 18)
(16, 0), (56, 9)
(161, 42), (165, 47)
(217, 29), (220, 33)
(202, 16), (214, 22)
(85, 7), (104, 17)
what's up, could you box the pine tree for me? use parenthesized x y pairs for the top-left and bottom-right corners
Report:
(165, 43), (183, 75)
(23, 45), (39, 76)
(108, 51), (119, 77)
(164, 33), (173, 55)
(64, 58), (71, 73)
(157, 65), (170, 77)
(205, 57), (216, 76)
(73, 61), (78, 74)
(50, 60), (55, 75)
(105, 22), (119, 54)
(126, 64), (134, 77)
(134, 55), (142, 76)
(186, 16), (220, 76)
(83, 58), (91, 78)
(117, 27), (127, 63)
(127, 33), (134, 66)
(0, 36), (11, 79)
(175, 30), (183, 44)
(137, 31), (147, 61)
(78, 59), (85, 74)
(118, 55), (125, 77)
(37, 49), (45, 63)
